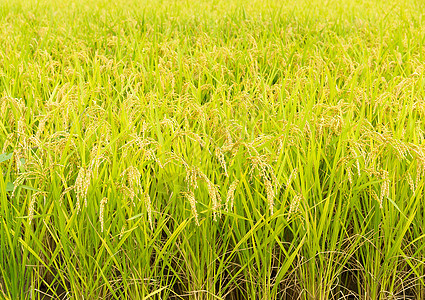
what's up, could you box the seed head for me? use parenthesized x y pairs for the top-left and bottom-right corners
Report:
(226, 179), (239, 212)
(201, 174), (220, 221)
(35, 116), (48, 140)
(184, 191), (199, 226)
(351, 148), (362, 176)
(17, 116), (25, 137)
(99, 197), (108, 233)
(59, 186), (74, 206)
(379, 171), (390, 209)
(288, 193), (303, 220)
(185, 166), (200, 190)
(121, 166), (141, 205)
(286, 168), (298, 188)
(75, 166), (91, 212)
(12, 173), (26, 198)
(215, 147), (228, 177)
(0, 98), (7, 117)
(126, 166), (141, 192)
(119, 223), (126, 240)
(28, 193), (37, 225)
(355, 158), (361, 177)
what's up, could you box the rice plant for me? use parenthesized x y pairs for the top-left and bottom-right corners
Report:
(1, 0), (425, 299)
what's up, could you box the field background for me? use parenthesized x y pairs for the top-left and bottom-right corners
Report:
(1, 0), (425, 299)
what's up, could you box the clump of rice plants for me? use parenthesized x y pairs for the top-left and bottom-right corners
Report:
(1, 0), (425, 299)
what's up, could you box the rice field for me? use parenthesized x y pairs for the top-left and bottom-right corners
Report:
(1, 0), (425, 299)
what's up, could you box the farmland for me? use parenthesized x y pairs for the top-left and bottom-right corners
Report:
(1, 0), (425, 299)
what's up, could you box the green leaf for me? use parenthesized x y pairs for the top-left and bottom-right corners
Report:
(387, 197), (407, 220)
(144, 286), (169, 299)
(6, 182), (14, 192)
(19, 185), (43, 192)
(0, 152), (13, 164)
(5, 182), (43, 193)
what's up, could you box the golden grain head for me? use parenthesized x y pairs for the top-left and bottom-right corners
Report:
(345, 161), (353, 185)
(184, 190), (199, 226)
(126, 166), (141, 190)
(287, 193), (303, 220)
(74, 166), (91, 212)
(12, 173), (26, 198)
(59, 185), (74, 206)
(35, 116), (48, 140)
(28, 191), (47, 225)
(200, 173), (220, 221)
(99, 197), (108, 233)
(119, 223), (127, 240)
(144, 192), (153, 229)
(185, 166), (200, 190)
(28, 194), (37, 225)
(286, 168), (298, 188)
(226, 179), (239, 212)
(379, 170), (390, 209)
(215, 147), (228, 177)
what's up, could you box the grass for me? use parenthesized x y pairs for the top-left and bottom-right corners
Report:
(1, 0), (425, 299)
